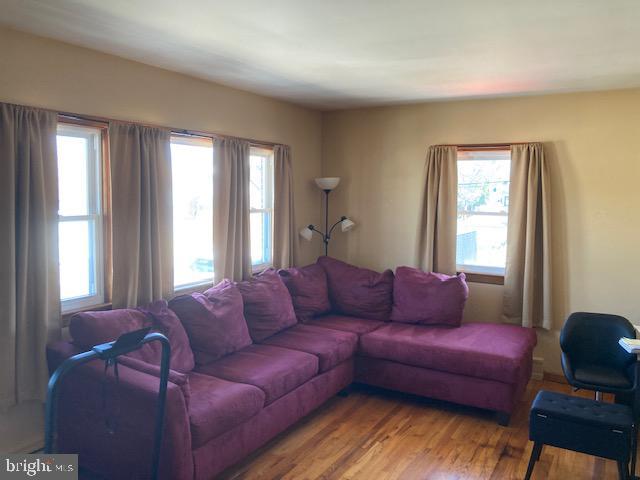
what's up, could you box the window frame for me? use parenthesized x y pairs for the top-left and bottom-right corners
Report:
(455, 147), (510, 284)
(249, 146), (275, 273)
(170, 134), (215, 292)
(57, 119), (111, 313)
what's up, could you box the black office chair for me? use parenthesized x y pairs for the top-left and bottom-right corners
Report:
(560, 312), (637, 401)
(559, 312), (639, 477)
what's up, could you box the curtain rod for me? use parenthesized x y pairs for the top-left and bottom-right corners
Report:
(435, 142), (536, 149)
(51, 109), (280, 149)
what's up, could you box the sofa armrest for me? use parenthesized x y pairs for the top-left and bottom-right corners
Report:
(47, 342), (194, 480)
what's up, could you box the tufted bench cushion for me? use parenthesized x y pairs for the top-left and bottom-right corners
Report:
(531, 390), (634, 431)
(528, 390), (635, 474)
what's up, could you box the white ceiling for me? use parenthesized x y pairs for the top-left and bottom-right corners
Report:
(2, 0), (640, 110)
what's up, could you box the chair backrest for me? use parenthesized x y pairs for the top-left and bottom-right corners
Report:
(560, 312), (636, 370)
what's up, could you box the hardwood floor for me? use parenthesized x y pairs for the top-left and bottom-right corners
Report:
(219, 380), (626, 480)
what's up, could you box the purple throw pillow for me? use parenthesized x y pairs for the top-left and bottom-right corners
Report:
(390, 267), (469, 326)
(237, 269), (298, 342)
(69, 308), (162, 365)
(137, 300), (195, 373)
(69, 302), (196, 373)
(317, 256), (394, 321)
(278, 263), (331, 320)
(169, 280), (252, 364)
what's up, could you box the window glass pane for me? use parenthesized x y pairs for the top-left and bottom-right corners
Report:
(59, 220), (93, 300)
(456, 214), (508, 270)
(456, 151), (510, 272)
(457, 157), (510, 214)
(57, 135), (89, 216)
(172, 138), (214, 288)
(250, 212), (268, 265)
(250, 155), (265, 209)
(249, 148), (273, 267)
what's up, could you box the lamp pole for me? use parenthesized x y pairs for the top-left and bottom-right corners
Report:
(300, 177), (354, 255)
(323, 189), (330, 256)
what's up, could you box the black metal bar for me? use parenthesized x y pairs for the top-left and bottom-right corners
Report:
(328, 217), (347, 238)
(44, 332), (171, 480)
(323, 190), (330, 256)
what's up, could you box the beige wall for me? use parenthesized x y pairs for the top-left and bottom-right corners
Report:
(0, 26), (324, 453)
(322, 88), (640, 375)
(0, 26), (325, 265)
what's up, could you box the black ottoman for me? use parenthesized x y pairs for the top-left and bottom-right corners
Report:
(525, 390), (636, 480)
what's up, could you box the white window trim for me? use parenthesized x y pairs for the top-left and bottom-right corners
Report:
(250, 147), (274, 272)
(58, 124), (105, 313)
(455, 149), (510, 277)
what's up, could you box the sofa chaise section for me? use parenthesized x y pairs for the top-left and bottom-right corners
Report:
(356, 322), (537, 422)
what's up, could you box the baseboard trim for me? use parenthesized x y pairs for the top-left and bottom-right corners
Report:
(8, 435), (43, 454)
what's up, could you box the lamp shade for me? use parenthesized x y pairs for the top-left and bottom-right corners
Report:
(341, 218), (355, 232)
(314, 177), (340, 191)
(299, 226), (313, 241)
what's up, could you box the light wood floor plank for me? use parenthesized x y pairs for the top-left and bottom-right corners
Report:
(219, 380), (630, 480)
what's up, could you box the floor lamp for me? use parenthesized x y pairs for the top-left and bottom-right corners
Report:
(299, 177), (355, 256)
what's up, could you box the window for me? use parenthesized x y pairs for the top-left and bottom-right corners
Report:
(171, 135), (214, 290)
(57, 123), (105, 312)
(456, 149), (511, 276)
(249, 147), (274, 270)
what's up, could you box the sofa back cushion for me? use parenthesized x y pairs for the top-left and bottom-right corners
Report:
(69, 300), (195, 372)
(390, 267), (469, 326)
(278, 263), (331, 320)
(169, 280), (252, 364)
(317, 256), (394, 321)
(138, 300), (195, 372)
(237, 269), (297, 342)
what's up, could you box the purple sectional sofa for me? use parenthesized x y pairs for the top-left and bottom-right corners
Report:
(47, 256), (536, 479)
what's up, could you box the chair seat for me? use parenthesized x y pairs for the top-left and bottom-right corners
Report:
(574, 364), (633, 389)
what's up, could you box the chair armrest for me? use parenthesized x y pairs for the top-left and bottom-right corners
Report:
(560, 352), (575, 386)
(47, 342), (193, 480)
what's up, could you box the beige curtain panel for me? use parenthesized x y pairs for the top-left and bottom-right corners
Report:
(109, 122), (173, 308)
(0, 103), (61, 409)
(418, 145), (458, 275)
(272, 144), (297, 268)
(503, 143), (552, 329)
(213, 138), (252, 282)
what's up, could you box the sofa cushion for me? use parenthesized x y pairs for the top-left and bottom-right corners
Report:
(261, 324), (358, 372)
(278, 263), (331, 320)
(359, 322), (537, 384)
(169, 280), (252, 365)
(187, 372), (265, 448)
(195, 344), (318, 405)
(306, 314), (385, 335)
(390, 267), (469, 326)
(69, 302), (196, 373)
(137, 300), (195, 372)
(318, 256), (394, 321)
(237, 269), (297, 342)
